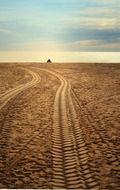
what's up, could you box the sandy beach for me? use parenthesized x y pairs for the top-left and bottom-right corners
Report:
(0, 63), (120, 189)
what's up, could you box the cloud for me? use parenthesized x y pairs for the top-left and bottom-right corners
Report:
(14, 38), (120, 52)
(0, 0), (119, 52)
(0, 28), (13, 34)
(62, 16), (120, 30)
(64, 39), (120, 52)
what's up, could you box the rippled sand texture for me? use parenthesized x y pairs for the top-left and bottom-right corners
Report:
(0, 63), (120, 189)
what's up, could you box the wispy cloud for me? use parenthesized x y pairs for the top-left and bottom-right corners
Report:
(0, 28), (13, 34)
(0, 0), (119, 53)
(63, 39), (120, 52)
(62, 16), (120, 30)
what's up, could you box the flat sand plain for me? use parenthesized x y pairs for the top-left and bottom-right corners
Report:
(0, 63), (120, 189)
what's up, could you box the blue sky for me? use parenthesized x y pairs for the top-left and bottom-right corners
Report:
(0, 0), (120, 62)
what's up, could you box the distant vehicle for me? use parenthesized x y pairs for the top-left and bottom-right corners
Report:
(47, 59), (52, 63)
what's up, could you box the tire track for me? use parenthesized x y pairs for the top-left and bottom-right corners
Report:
(3, 70), (57, 189)
(71, 89), (119, 172)
(3, 69), (53, 174)
(34, 68), (99, 189)
(0, 68), (41, 184)
(67, 82), (99, 189)
(86, 93), (120, 108)
(51, 75), (84, 189)
(71, 89), (114, 147)
(0, 68), (41, 110)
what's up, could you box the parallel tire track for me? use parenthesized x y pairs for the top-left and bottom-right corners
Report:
(0, 68), (41, 181)
(0, 68), (41, 110)
(34, 68), (99, 189)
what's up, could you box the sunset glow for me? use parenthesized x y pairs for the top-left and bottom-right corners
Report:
(0, 0), (119, 62)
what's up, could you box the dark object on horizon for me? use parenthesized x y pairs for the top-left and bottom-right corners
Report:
(47, 59), (52, 63)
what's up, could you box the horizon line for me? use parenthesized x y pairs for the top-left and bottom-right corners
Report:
(0, 61), (120, 64)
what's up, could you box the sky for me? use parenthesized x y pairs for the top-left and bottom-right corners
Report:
(0, 0), (120, 62)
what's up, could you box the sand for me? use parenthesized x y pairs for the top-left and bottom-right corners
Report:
(0, 63), (120, 189)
